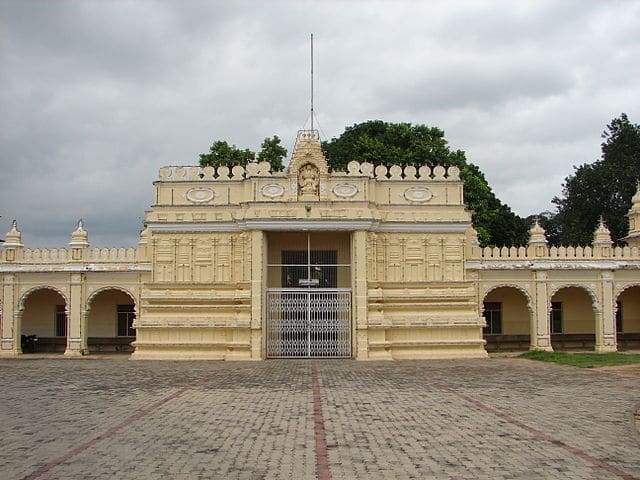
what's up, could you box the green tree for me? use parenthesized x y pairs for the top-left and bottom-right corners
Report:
(552, 113), (640, 245)
(199, 140), (255, 168)
(322, 120), (529, 247)
(257, 136), (287, 171)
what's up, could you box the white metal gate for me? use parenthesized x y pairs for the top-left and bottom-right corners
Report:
(266, 289), (351, 358)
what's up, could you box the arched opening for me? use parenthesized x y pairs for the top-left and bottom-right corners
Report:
(482, 286), (531, 352)
(87, 288), (136, 353)
(21, 287), (68, 353)
(616, 285), (640, 350)
(550, 286), (596, 351)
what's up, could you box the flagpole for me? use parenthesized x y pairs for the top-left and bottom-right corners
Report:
(310, 33), (314, 132)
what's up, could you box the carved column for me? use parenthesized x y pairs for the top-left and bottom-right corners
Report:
(250, 230), (265, 360)
(1, 274), (20, 355)
(353, 230), (369, 360)
(64, 273), (84, 356)
(80, 309), (90, 354)
(532, 271), (553, 351)
(596, 272), (617, 353)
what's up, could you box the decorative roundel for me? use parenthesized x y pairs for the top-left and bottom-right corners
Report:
(261, 184), (285, 198)
(403, 187), (433, 203)
(333, 183), (359, 198)
(186, 187), (215, 203)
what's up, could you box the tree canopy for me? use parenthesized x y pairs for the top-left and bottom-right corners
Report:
(549, 113), (640, 245)
(199, 136), (287, 171)
(256, 136), (287, 171)
(322, 120), (529, 247)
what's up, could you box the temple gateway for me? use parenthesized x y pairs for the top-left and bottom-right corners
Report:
(1, 130), (639, 359)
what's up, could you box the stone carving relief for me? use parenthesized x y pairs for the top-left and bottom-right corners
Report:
(298, 163), (319, 196)
(333, 183), (359, 198)
(261, 184), (285, 198)
(186, 188), (215, 203)
(403, 187), (433, 203)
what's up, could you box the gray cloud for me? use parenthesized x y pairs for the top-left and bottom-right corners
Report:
(1, 0), (639, 246)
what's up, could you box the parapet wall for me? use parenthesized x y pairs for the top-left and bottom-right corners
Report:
(469, 245), (640, 260)
(21, 247), (138, 263)
(157, 162), (461, 182)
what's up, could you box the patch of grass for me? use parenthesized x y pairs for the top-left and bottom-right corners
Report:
(520, 350), (640, 368)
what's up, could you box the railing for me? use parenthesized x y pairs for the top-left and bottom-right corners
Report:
(18, 247), (138, 263)
(89, 247), (138, 262)
(156, 162), (461, 182)
(21, 248), (69, 262)
(470, 245), (640, 260)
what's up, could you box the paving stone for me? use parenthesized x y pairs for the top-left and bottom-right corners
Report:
(0, 358), (638, 479)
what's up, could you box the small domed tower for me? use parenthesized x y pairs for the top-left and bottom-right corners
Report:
(69, 219), (89, 261)
(624, 180), (640, 248)
(528, 218), (548, 257)
(592, 216), (613, 257)
(2, 220), (24, 263)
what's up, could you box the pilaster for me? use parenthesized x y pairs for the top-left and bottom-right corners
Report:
(352, 230), (369, 360)
(250, 230), (265, 360)
(64, 273), (84, 356)
(595, 271), (617, 353)
(532, 271), (553, 351)
(0, 274), (20, 355)
(80, 309), (90, 354)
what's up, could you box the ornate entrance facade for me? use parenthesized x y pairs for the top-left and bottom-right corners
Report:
(265, 232), (352, 358)
(1, 130), (640, 359)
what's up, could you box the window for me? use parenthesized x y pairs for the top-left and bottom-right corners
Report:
(281, 250), (337, 288)
(483, 302), (502, 334)
(55, 305), (67, 337)
(616, 301), (623, 333)
(117, 304), (136, 337)
(551, 302), (563, 334)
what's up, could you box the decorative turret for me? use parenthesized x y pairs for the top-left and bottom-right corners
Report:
(624, 180), (640, 248)
(69, 219), (89, 261)
(592, 216), (613, 257)
(528, 218), (548, 257)
(2, 220), (24, 262)
(287, 130), (328, 201)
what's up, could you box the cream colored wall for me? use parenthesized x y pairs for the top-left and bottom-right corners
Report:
(22, 289), (65, 337)
(88, 290), (135, 337)
(618, 286), (640, 333)
(368, 232), (465, 283)
(551, 287), (595, 334)
(138, 229), (253, 359)
(484, 287), (530, 335)
(152, 232), (251, 283)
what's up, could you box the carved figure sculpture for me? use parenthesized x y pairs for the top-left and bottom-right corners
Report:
(298, 163), (319, 195)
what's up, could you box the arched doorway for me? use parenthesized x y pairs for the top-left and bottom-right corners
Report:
(482, 286), (532, 352)
(616, 285), (640, 350)
(87, 288), (136, 353)
(20, 287), (68, 353)
(550, 286), (596, 351)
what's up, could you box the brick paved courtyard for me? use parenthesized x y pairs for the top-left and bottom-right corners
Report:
(0, 357), (638, 480)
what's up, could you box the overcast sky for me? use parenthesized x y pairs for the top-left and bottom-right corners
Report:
(1, 0), (639, 247)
